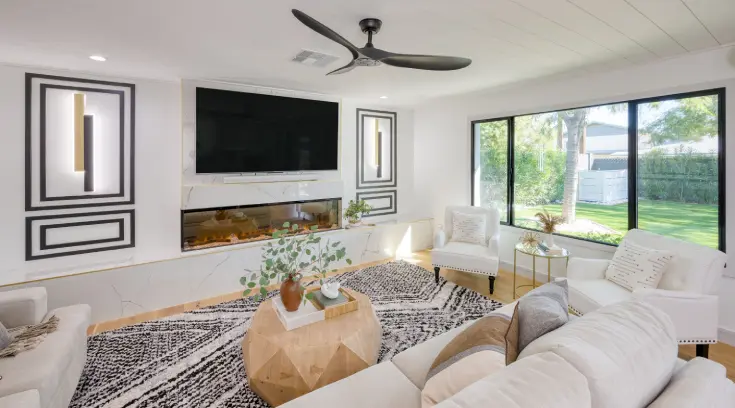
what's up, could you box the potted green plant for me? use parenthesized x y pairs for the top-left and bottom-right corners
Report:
(344, 199), (372, 227)
(240, 222), (352, 312)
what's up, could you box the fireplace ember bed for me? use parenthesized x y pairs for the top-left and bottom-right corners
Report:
(181, 198), (343, 252)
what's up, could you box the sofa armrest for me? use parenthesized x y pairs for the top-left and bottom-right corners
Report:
(434, 227), (446, 249)
(633, 289), (719, 342)
(566, 258), (610, 280)
(0, 288), (47, 329)
(488, 232), (500, 256)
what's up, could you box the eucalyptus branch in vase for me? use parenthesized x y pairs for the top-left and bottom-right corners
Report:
(240, 222), (352, 311)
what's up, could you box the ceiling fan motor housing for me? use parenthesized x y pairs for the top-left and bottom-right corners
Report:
(359, 18), (382, 34)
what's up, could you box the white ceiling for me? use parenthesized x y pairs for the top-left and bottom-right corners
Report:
(1, 0), (734, 105)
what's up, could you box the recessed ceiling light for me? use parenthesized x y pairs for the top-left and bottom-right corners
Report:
(379, 96), (388, 99)
(89, 55), (107, 62)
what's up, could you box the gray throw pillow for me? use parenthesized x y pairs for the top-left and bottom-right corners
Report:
(517, 280), (569, 351)
(0, 321), (11, 350)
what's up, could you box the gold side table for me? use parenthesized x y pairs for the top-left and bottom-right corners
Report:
(513, 242), (569, 299)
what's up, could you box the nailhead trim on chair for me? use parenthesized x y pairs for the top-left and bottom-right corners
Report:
(432, 264), (498, 277)
(568, 306), (716, 344)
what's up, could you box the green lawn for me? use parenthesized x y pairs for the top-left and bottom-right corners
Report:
(515, 200), (719, 248)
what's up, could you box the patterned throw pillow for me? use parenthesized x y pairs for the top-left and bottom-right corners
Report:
(422, 311), (510, 407)
(605, 240), (674, 291)
(450, 211), (486, 245)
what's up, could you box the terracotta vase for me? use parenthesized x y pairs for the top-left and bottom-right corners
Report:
(280, 275), (303, 312)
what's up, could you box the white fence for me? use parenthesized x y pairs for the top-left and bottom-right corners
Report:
(578, 170), (628, 204)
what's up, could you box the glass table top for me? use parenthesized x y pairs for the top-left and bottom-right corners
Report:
(515, 242), (569, 258)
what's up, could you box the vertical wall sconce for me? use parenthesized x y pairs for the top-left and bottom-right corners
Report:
(374, 118), (383, 178)
(73, 93), (94, 192)
(73, 93), (85, 172)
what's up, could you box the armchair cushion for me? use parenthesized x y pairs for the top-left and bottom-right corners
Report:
(567, 279), (632, 315)
(0, 288), (47, 329)
(566, 258), (610, 280)
(432, 242), (498, 277)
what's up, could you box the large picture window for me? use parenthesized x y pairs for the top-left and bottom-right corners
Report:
(471, 89), (725, 250)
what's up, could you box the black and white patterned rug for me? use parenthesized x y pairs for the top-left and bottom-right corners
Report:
(70, 261), (503, 408)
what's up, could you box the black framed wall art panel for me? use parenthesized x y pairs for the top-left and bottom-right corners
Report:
(26, 210), (135, 260)
(356, 190), (397, 217)
(356, 109), (397, 189)
(25, 73), (135, 211)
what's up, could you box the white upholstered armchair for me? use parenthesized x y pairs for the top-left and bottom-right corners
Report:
(566, 229), (727, 358)
(432, 206), (500, 294)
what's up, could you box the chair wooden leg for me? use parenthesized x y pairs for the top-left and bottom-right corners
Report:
(434, 267), (440, 284)
(488, 276), (496, 295)
(696, 344), (710, 359)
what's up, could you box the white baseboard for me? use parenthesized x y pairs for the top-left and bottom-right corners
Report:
(718, 327), (735, 346)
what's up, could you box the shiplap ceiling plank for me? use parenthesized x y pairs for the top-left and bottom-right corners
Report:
(683, 0), (735, 45)
(471, 0), (624, 63)
(569, 0), (687, 57)
(512, 0), (656, 63)
(624, 0), (719, 51)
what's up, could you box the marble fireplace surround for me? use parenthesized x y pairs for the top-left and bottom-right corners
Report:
(13, 217), (432, 324)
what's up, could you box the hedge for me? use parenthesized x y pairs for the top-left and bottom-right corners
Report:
(478, 147), (718, 206)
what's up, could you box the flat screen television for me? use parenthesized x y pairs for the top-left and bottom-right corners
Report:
(195, 87), (339, 173)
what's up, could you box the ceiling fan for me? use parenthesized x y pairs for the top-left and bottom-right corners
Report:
(292, 9), (472, 75)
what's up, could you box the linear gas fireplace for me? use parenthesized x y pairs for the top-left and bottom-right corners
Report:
(181, 198), (342, 252)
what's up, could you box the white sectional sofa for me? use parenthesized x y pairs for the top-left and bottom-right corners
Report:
(0, 288), (91, 408)
(281, 300), (735, 408)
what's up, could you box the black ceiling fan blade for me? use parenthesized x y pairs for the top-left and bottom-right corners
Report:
(292, 9), (359, 59)
(326, 60), (357, 75)
(380, 54), (472, 71)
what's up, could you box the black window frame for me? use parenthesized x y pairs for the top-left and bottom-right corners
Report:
(470, 88), (726, 251)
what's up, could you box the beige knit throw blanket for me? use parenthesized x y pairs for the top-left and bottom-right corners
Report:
(0, 315), (59, 358)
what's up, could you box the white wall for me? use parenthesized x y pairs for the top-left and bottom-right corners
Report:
(413, 45), (735, 344)
(0, 64), (181, 285)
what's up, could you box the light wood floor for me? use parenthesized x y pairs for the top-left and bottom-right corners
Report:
(88, 250), (735, 381)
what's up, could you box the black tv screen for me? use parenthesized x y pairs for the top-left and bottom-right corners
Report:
(196, 87), (339, 173)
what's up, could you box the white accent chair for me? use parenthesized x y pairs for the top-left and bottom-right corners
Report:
(0, 287), (91, 408)
(431, 206), (500, 294)
(566, 229), (727, 358)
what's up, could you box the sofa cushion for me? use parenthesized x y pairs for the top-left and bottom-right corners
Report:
(568, 278), (632, 315)
(0, 304), (90, 408)
(648, 357), (733, 408)
(392, 302), (517, 389)
(422, 311), (511, 407)
(605, 239), (673, 291)
(435, 352), (591, 408)
(279, 362), (421, 408)
(0, 390), (41, 408)
(519, 300), (677, 408)
(432, 243), (498, 274)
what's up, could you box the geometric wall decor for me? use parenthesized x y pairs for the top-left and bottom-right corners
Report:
(25, 209), (135, 260)
(356, 189), (397, 217)
(356, 109), (396, 189)
(25, 73), (135, 211)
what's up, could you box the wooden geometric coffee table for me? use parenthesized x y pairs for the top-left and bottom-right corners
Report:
(242, 289), (382, 406)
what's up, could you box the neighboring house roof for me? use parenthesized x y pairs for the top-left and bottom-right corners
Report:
(585, 122), (628, 137)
